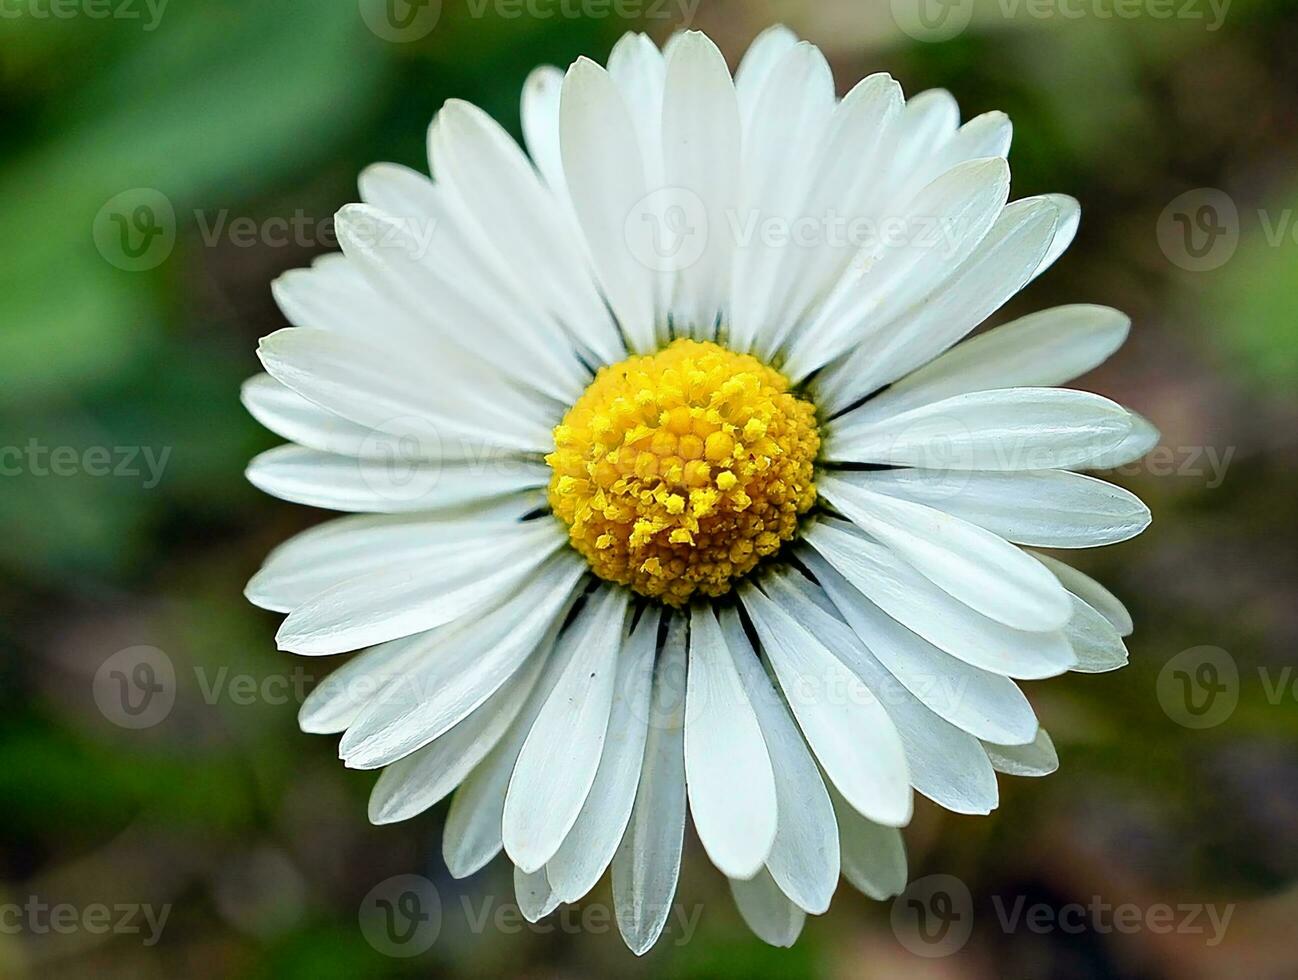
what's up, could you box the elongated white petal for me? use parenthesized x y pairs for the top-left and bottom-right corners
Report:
(828, 387), (1134, 471)
(441, 606), (589, 878)
(561, 58), (657, 353)
(740, 584), (912, 827)
(430, 100), (621, 370)
(1078, 411), (1161, 470)
(764, 572), (999, 815)
(333, 205), (586, 404)
(729, 41), (835, 354)
(816, 196), (1063, 415)
(803, 550), (1038, 746)
(804, 522), (1075, 679)
(1032, 193), (1079, 281)
(367, 655), (543, 822)
(242, 374), (378, 459)
(662, 31), (741, 333)
(246, 499), (542, 613)
(985, 728), (1059, 777)
(258, 326), (554, 453)
(516, 865), (561, 923)
(614, 617), (688, 956)
(733, 25), (799, 127)
(338, 556), (585, 766)
(545, 607), (660, 903)
(830, 786), (908, 900)
(685, 605), (778, 880)
(854, 305), (1131, 423)
(298, 629), (435, 735)
(504, 587), (630, 873)
(785, 157), (1011, 378)
(521, 66), (568, 197)
(1031, 551), (1134, 635)
(847, 468), (1150, 549)
(730, 869), (805, 947)
(247, 445), (548, 515)
(821, 476), (1071, 631)
(720, 608), (839, 915)
(1062, 594), (1129, 673)
(275, 521), (565, 656)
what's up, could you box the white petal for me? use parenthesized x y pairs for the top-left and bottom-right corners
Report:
(246, 499), (542, 613)
(854, 304), (1132, 423)
(662, 31), (741, 333)
(821, 475), (1072, 631)
(504, 587), (630, 873)
(298, 630), (433, 735)
(685, 605), (778, 880)
(333, 204), (586, 404)
(816, 195), (1064, 415)
(515, 865), (561, 923)
(441, 605), (593, 878)
(1032, 193), (1079, 281)
(521, 66), (567, 198)
(803, 550), (1038, 746)
(803, 522), (1075, 679)
(886, 89), (961, 195)
(607, 32), (667, 186)
(429, 100), (621, 369)
(830, 786), (908, 900)
(827, 387), (1134, 471)
(733, 25), (799, 127)
(337, 556), (585, 766)
(720, 608), (839, 915)
(984, 728), (1059, 777)
(246, 445), (548, 515)
(1062, 594), (1129, 673)
(545, 607), (659, 903)
(258, 325), (554, 454)
(740, 584), (912, 827)
(275, 520), (566, 656)
(1031, 551), (1133, 636)
(613, 616), (688, 956)
(728, 41), (835, 354)
(729, 869), (805, 947)
(760, 73), (904, 336)
(367, 655), (543, 823)
(764, 572), (999, 816)
(785, 157), (1011, 378)
(849, 467), (1150, 550)
(561, 58), (657, 353)
(1077, 411), (1161, 470)
(242, 374), (378, 459)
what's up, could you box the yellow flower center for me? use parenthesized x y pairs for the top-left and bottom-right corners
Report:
(547, 339), (820, 605)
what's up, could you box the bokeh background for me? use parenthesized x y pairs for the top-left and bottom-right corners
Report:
(2, 0), (1296, 976)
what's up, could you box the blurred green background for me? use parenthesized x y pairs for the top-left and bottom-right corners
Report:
(2, 0), (1296, 976)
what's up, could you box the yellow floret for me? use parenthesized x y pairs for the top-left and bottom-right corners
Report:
(546, 339), (820, 604)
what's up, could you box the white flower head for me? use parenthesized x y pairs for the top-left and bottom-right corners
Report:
(243, 25), (1155, 953)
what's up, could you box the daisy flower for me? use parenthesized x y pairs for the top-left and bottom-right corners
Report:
(242, 25), (1156, 953)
